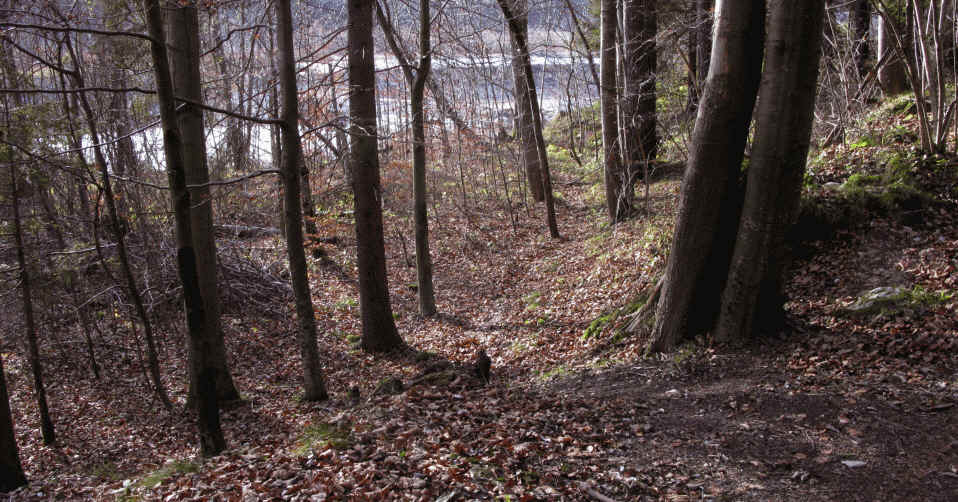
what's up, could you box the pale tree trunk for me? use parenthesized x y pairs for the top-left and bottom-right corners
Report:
(143, 0), (226, 456)
(507, 0), (544, 202)
(167, 3), (241, 405)
(648, 0), (765, 353)
(497, 0), (560, 238)
(277, 0), (329, 399)
(601, 0), (625, 221)
(715, 0), (825, 345)
(349, 0), (405, 351)
(696, 0), (714, 93)
(0, 350), (26, 492)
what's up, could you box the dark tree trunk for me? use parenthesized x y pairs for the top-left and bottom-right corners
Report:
(506, 0), (544, 202)
(648, 0), (766, 353)
(497, 0), (560, 238)
(0, 352), (27, 492)
(687, 0), (698, 108)
(349, 0), (405, 351)
(624, 0), (657, 182)
(143, 0), (225, 456)
(852, 0), (871, 77)
(167, 2), (241, 406)
(601, 0), (626, 221)
(277, 0), (330, 400)
(0, 52), (56, 446)
(9, 163), (55, 446)
(878, 3), (909, 94)
(376, 0), (438, 317)
(715, 0), (825, 345)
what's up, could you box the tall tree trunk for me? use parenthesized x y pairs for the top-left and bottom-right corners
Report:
(167, 3), (242, 405)
(623, 0), (656, 197)
(0, 351), (27, 492)
(9, 163), (55, 446)
(601, 0), (625, 221)
(376, 0), (438, 317)
(349, 0), (405, 351)
(648, 0), (765, 353)
(852, 0), (871, 77)
(687, 0), (699, 109)
(497, 0), (560, 238)
(143, 0), (225, 456)
(506, 0), (544, 202)
(878, 2), (909, 94)
(276, 0), (330, 399)
(57, 33), (173, 410)
(0, 49), (56, 446)
(715, 0), (825, 345)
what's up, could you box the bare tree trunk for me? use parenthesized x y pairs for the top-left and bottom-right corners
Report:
(276, 0), (330, 399)
(349, 0), (405, 351)
(497, 0), (560, 238)
(715, 0), (825, 345)
(9, 163), (56, 446)
(506, 0), (544, 202)
(167, 2), (242, 406)
(0, 46), (57, 445)
(375, 0), (438, 316)
(648, 0), (765, 353)
(623, 0), (656, 206)
(143, 0), (225, 456)
(601, 0), (625, 221)
(697, 0), (714, 93)
(0, 351), (26, 492)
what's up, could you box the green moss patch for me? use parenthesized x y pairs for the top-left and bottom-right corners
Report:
(294, 422), (353, 456)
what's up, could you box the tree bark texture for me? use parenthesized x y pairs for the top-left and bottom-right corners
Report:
(349, 0), (405, 351)
(143, 0), (225, 456)
(277, 0), (330, 399)
(0, 352), (27, 492)
(506, 0), (544, 202)
(167, 2), (241, 406)
(497, 0), (560, 238)
(715, 0), (825, 345)
(623, 0), (657, 181)
(696, 0), (714, 95)
(648, 0), (765, 353)
(601, 0), (625, 221)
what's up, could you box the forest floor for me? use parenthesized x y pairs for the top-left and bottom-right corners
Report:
(4, 117), (958, 500)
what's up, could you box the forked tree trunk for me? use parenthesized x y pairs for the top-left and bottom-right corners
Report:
(167, 2), (242, 406)
(506, 0), (544, 202)
(0, 351), (27, 492)
(143, 0), (225, 456)
(349, 0), (405, 351)
(648, 0), (765, 353)
(715, 0), (825, 345)
(601, 0), (626, 221)
(276, 0), (330, 399)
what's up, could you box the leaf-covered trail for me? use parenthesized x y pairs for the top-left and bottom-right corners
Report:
(4, 158), (957, 500)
